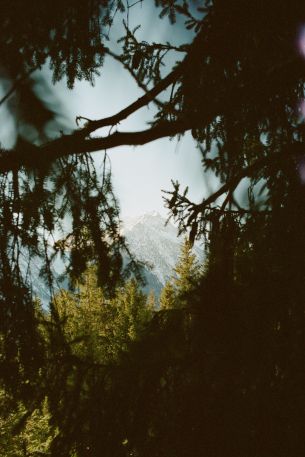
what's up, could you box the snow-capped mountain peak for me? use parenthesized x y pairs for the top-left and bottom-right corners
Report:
(122, 212), (203, 294)
(124, 211), (165, 229)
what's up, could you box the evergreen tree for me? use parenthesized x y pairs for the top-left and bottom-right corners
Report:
(160, 238), (201, 309)
(0, 389), (55, 457)
(46, 272), (153, 455)
(1, 267), (153, 457)
(159, 280), (176, 310)
(0, 2), (305, 456)
(53, 266), (109, 362)
(53, 268), (152, 363)
(173, 238), (201, 297)
(146, 289), (157, 311)
(113, 279), (152, 352)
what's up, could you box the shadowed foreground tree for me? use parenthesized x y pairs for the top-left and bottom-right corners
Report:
(0, 1), (305, 456)
(0, 268), (153, 456)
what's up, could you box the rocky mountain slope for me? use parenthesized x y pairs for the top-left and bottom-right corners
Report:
(23, 212), (204, 304)
(123, 211), (204, 295)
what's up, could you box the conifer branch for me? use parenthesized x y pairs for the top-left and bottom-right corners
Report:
(191, 155), (270, 217)
(81, 64), (182, 133)
(0, 120), (191, 172)
(104, 48), (165, 108)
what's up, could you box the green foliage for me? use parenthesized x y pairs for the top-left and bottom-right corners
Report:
(44, 271), (153, 456)
(159, 279), (176, 309)
(173, 238), (201, 295)
(1, 267), (153, 457)
(112, 279), (153, 350)
(0, 1), (305, 455)
(0, 151), (135, 413)
(146, 289), (157, 310)
(0, 390), (55, 456)
(53, 268), (152, 363)
(160, 238), (202, 309)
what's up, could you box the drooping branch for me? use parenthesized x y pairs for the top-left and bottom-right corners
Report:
(0, 46), (301, 175)
(0, 120), (192, 173)
(0, 62), (186, 173)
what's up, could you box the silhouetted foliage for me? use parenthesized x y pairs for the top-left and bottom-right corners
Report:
(0, 1), (305, 456)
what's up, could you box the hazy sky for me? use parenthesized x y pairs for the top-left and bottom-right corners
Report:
(1, 1), (214, 219)
(54, 63), (212, 219)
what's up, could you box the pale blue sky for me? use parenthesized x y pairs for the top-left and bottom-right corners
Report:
(1, 1), (215, 219)
(47, 2), (212, 219)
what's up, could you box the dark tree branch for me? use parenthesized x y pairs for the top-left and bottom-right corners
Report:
(0, 120), (191, 172)
(0, 62), (186, 173)
(165, 153), (272, 227)
(197, 156), (269, 211)
(82, 64), (182, 134)
(0, 50), (300, 176)
(104, 48), (165, 108)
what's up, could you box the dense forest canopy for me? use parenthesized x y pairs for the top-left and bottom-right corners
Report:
(0, 1), (305, 456)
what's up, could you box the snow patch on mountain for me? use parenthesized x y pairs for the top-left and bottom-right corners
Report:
(20, 212), (204, 303)
(123, 212), (204, 293)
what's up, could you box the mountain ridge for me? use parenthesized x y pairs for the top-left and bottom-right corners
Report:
(26, 212), (204, 303)
(123, 212), (204, 295)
